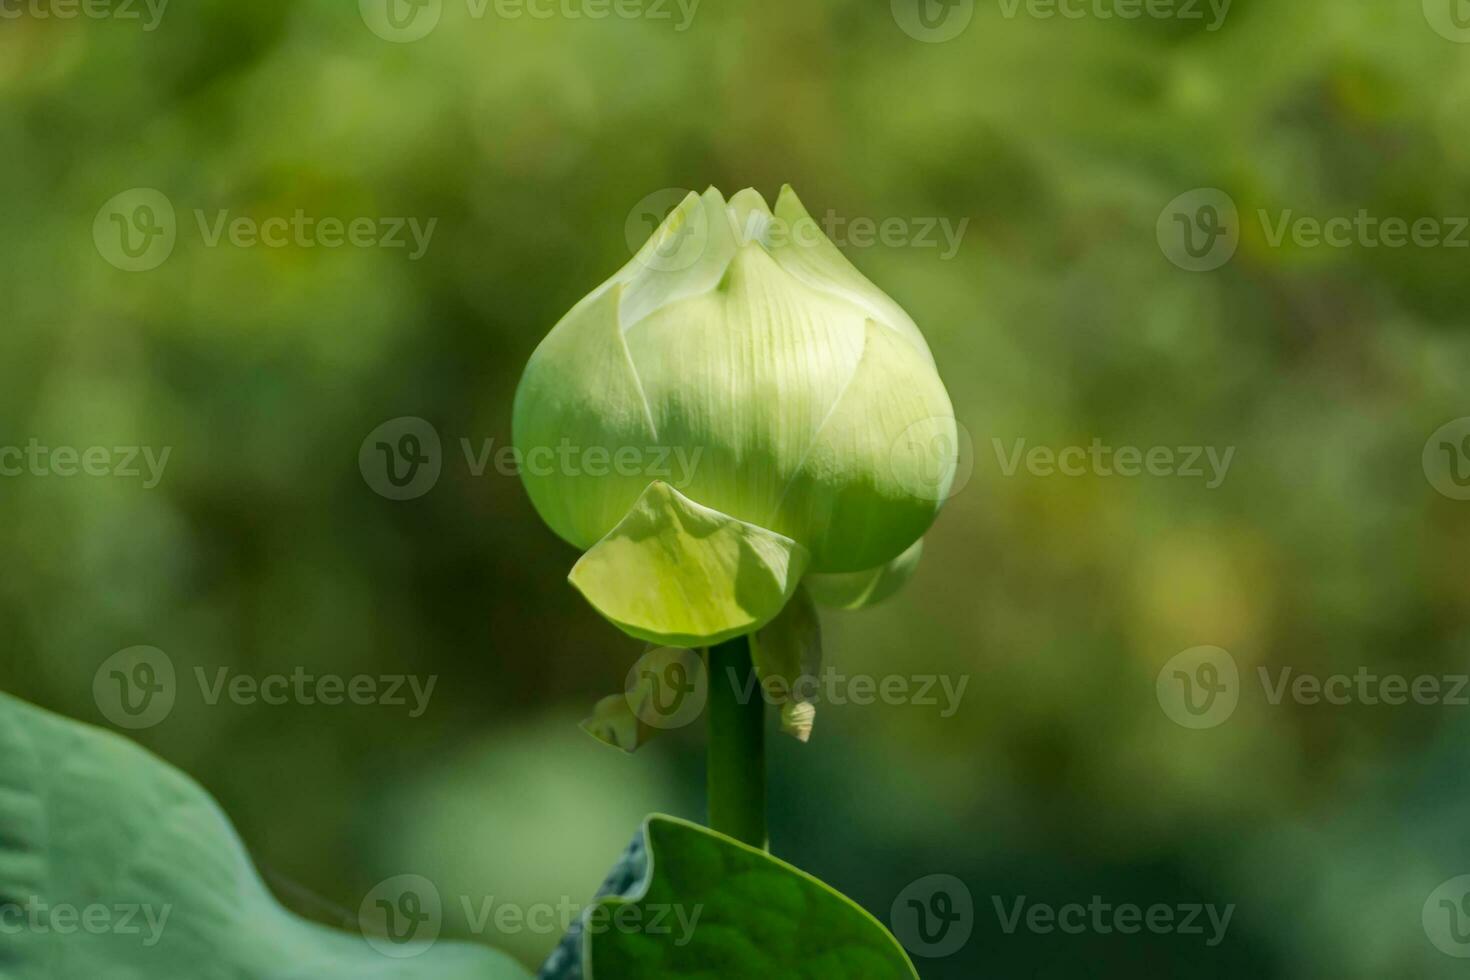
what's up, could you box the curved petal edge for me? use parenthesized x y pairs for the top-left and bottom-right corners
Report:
(569, 481), (810, 648)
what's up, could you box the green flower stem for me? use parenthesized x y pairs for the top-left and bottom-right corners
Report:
(706, 636), (767, 850)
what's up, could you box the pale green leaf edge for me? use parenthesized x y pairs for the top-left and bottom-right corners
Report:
(583, 814), (920, 980)
(0, 690), (531, 980)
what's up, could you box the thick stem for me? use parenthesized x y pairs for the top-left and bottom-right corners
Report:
(706, 635), (767, 850)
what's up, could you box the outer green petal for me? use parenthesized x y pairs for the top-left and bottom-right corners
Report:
(805, 538), (925, 610)
(624, 242), (867, 537)
(770, 185), (935, 364)
(772, 319), (956, 572)
(512, 283), (660, 549)
(569, 481), (810, 647)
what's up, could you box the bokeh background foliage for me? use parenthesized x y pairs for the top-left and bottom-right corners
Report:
(4, 0), (1470, 976)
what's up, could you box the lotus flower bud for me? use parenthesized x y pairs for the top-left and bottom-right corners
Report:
(513, 186), (956, 646)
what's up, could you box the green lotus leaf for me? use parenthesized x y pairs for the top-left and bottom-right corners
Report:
(805, 539), (926, 611)
(0, 691), (530, 980)
(569, 481), (810, 648)
(540, 815), (919, 980)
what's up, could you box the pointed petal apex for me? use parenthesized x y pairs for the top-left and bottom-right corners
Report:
(769, 189), (935, 362)
(616, 189), (738, 324)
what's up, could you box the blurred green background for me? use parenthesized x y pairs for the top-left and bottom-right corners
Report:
(5, 0), (1470, 975)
